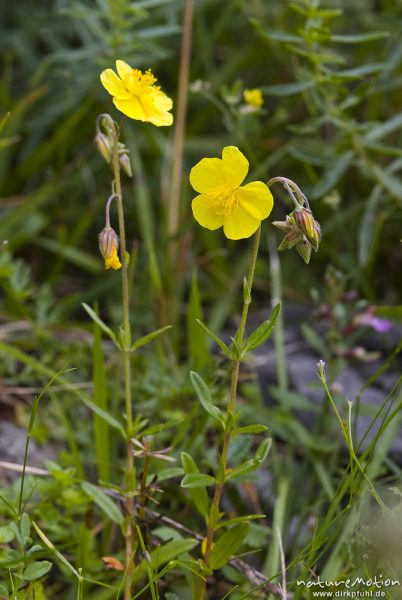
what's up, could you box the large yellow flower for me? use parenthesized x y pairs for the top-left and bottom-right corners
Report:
(190, 146), (273, 240)
(100, 60), (173, 127)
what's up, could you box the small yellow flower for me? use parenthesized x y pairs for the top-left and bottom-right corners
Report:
(243, 88), (264, 109)
(100, 60), (173, 127)
(190, 146), (274, 240)
(99, 227), (122, 270)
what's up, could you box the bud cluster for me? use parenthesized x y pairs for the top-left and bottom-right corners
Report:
(95, 116), (132, 177)
(273, 206), (321, 264)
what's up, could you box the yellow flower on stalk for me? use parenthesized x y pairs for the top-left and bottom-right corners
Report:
(243, 88), (264, 109)
(100, 60), (173, 127)
(99, 227), (122, 270)
(190, 146), (273, 240)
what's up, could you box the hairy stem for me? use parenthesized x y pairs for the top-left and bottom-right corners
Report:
(111, 128), (136, 600)
(199, 225), (261, 600)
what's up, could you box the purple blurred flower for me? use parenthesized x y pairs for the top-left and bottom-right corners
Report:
(354, 309), (393, 333)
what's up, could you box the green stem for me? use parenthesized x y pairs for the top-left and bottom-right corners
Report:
(111, 127), (136, 600)
(199, 226), (261, 600)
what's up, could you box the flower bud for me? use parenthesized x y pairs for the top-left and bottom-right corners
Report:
(95, 133), (112, 165)
(99, 226), (122, 270)
(294, 207), (316, 240)
(278, 225), (302, 250)
(296, 238), (312, 264)
(119, 153), (132, 178)
(311, 220), (321, 252)
(316, 359), (326, 382)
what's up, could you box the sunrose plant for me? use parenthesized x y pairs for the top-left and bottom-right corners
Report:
(190, 146), (273, 239)
(100, 60), (173, 126)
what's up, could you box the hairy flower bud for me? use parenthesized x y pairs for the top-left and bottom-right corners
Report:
(311, 220), (321, 252)
(278, 225), (303, 250)
(294, 207), (315, 240)
(95, 133), (112, 165)
(119, 153), (132, 178)
(99, 226), (122, 270)
(316, 359), (326, 382)
(296, 237), (312, 264)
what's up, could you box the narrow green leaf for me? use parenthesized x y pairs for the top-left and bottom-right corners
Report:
(23, 561), (52, 581)
(131, 325), (172, 352)
(140, 418), (183, 437)
(370, 163), (402, 199)
(190, 371), (224, 425)
(216, 515), (265, 529)
(83, 398), (126, 439)
(261, 81), (314, 96)
(132, 539), (198, 584)
(181, 473), (216, 489)
(209, 524), (249, 570)
(228, 459), (259, 480)
(233, 424), (268, 436)
(82, 303), (117, 344)
(256, 438), (272, 462)
(20, 513), (31, 544)
(81, 482), (124, 526)
(252, 23), (303, 44)
(195, 320), (231, 357)
(0, 525), (15, 543)
(358, 186), (382, 267)
(311, 151), (354, 198)
(366, 113), (402, 141)
(243, 303), (281, 353)
(331, 32), (389, 44)
(181, 453), (210, 517)
(301, 322), (328, 355)
(334, 63), (386, 79)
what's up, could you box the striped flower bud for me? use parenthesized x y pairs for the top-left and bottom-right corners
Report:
(99, 226), (122, 270)
(311, 220), (321, 252)
(95, 133), (112, 165)
(295, 237), (312, 264)
(119, 153), (132, 178)
(294, 207), (315, 240)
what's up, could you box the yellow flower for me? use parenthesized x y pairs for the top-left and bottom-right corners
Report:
(99, 227), (122, 270)
(190, 146), (274, 240)
(100, 60), (173, 127)
(243, 88), (263, 109)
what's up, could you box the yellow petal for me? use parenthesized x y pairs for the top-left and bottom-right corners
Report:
(100, 69), (130, 98)
(105, 252), (122, 270)
(223, 204), (260, 240)
(235, 181), (273, 220)
(148, 111), (174, 127)
(145, 91), (174, 126)
(222, 146), (249, 189)
(190, 158), (225, 193)
(113, 97), (146, 120)
(115, 60), (132, 80)
(192, 195), (224, 230)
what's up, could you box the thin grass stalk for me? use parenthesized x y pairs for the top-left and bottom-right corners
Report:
(167, 0), (194, 249)
(111, 128), (136, 600)
(199, 225), (261, 600)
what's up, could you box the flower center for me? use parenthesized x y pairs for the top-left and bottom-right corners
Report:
(205, 185), (238, 217)
(124, 69), (160, 97)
